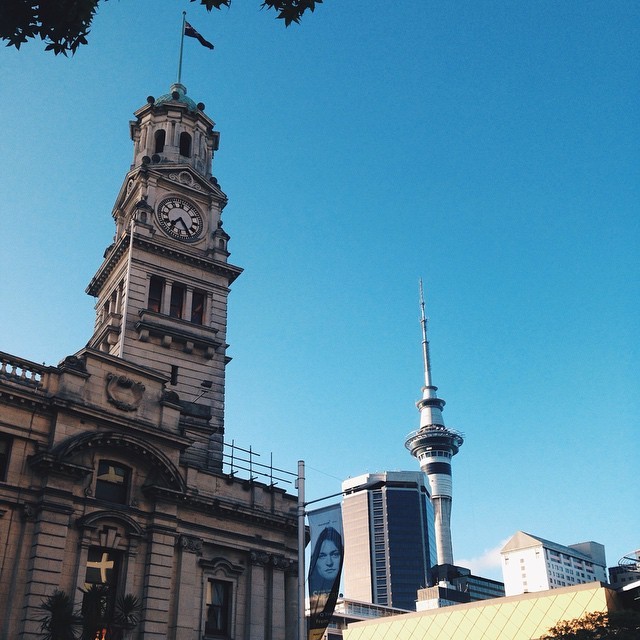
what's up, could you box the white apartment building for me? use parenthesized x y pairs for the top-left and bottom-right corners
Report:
(500, 531), (607, 596)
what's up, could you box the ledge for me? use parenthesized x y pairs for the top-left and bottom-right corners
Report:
(135, 310), (223, 357)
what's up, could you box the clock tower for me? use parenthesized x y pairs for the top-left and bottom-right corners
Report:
(86, 83), (241, 469)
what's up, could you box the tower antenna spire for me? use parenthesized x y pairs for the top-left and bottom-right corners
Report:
(419, 278), (432, 388)
(405, 283), (464, 571)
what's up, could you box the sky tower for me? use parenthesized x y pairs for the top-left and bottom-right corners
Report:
(405, 281), (464, 569)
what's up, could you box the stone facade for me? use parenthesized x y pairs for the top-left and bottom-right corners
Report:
(0, 351), (298, 639)
(0, 83), (299, 640)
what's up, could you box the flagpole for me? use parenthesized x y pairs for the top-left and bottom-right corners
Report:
(177, 11), (187, 84)
(297, 460), (306, 640)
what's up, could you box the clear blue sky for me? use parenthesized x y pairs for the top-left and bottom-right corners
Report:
(1, 1), (638, 580)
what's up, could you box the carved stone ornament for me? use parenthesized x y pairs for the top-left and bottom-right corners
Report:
(106, 373), (145, 411)
(250, 551), (292, 570)
(61, 355), (87, 373)
(250, 551), (270, 567)
(178, 535), (203, 555)
(22, 504), (35, 521)
(168, 171), (202, 191)
(271, 555), (293, 570)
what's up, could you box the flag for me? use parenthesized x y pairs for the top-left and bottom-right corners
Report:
(307, 505), (343, 640)
(184, 22), (214, 50)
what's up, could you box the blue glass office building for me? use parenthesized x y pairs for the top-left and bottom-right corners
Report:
(341, 472), (437, 611)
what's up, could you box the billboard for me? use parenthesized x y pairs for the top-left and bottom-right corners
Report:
(307, 504), (343, 640)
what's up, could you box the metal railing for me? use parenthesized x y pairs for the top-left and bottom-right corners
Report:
(222, 439), (297, 487)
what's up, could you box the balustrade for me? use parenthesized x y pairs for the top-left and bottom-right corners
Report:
(0, 351), (46, 389)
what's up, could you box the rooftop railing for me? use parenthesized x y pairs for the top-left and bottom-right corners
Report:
(0, 351), (47, 389)
(222, 440), (297, 488)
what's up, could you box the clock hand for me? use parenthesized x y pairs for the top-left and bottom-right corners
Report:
(169, 216), (189, 231)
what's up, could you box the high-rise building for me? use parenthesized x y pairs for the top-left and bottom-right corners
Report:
(500, 531), (608, 596)
(0, 83), (299, 640)
(405, 283), (463, 571)
(609, 550), (640, 589)
(341, 471), (437, 611)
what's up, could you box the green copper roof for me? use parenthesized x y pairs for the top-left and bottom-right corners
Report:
(154, 83), (198, 112)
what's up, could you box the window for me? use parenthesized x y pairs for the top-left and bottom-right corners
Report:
(0, 434), (11, 481)
(179, 132), (192, 157)
(148, 276), (164, 313)
(85, 547), (119, 588)
(95, 461), (130, 504)
(83, 546), (121, 637)
(205, 579), (231, 637)
(170, 284), (185, 319)
(154, 129), (166, 153)
(191, 290), (205, 324)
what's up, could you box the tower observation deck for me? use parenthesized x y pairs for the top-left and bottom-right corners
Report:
(405, 282), (463, 568)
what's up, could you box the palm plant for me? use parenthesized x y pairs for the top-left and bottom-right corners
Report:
(113, 593), (141, 638)
(38, 590), (81, 640)
(39, 586), (142, 640)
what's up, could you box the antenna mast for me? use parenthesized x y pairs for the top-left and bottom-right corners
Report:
(419, 278), (432, 388)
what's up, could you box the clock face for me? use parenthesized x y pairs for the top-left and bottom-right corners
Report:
(156, 197), (203, 241)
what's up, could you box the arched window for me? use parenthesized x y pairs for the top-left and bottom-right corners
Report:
(154, 129), (166, 153)
(179, 132), (192, 157)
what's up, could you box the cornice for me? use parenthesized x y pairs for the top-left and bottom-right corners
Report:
(47, 399), (191, 451)
(135, 310), (224, 358)
(135, 236), (243, 281)
(28, 452), (93, 479)
(86, 235), (129, 296)
(0, 386), (50, 411)
(145, 485), (297, 534)
(86, 233), (242, 297)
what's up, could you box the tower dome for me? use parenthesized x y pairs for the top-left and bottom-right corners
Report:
(154, 83), (199, 112)
(129, 83), (219, 178)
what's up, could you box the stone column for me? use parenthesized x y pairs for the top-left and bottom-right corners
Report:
(271, 556), (292, 640)
(248, 551), (269, 640)
(161, 280), (172, 316)
(248, 552), (295, 640)
(284, 564), (298, 640)
(19, 502), (73, 639)
(169, 535), (203, 640)
(184, 287), (194, 323)
(139, 526), (176, 640)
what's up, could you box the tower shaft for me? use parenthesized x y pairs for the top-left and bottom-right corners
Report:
(405, 283), (463, 569)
